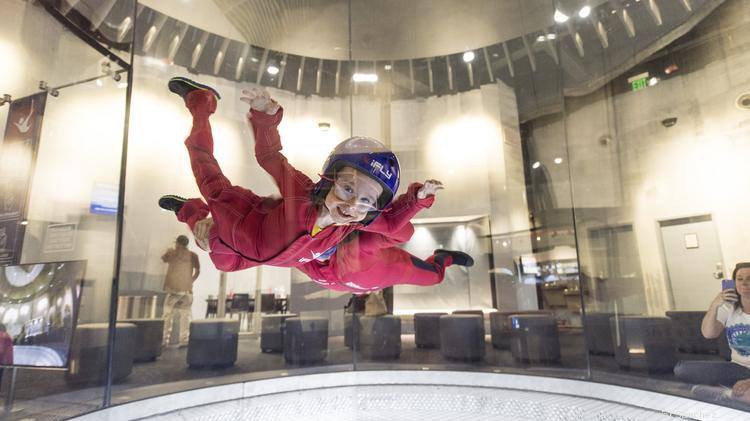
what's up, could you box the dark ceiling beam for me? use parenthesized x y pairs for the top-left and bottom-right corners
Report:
(593, 18), (610, 48)
(59, 0), (81, 15)
(335, 61), (341, 95)
(235, 44), (250, 81)
(502, 42), (515, 77)
(427, 58), (434, 92)
(483, 47), (495, 82)
(190, 32), (210, 69)
(409, 59), (415, 95)
(278, 53), (289, 89)
(256, 49), (269, 84)
(167, 24), (189, 64)
(647, 0), (663, 26)
(315, 58), (324, 94)
(213, 38), (231, 75)
(446, 56), (454, 91)
(142, 14), (167, 54)
(521, 35), (537, 72)
(296, 55), (304, 91)
(90, 0), (118, 31)
(619, 7), (637, 38)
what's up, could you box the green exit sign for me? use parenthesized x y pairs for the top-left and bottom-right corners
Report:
(631, 78), (648, 91)
(627, 72), (650, 92)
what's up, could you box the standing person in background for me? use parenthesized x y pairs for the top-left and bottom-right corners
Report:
(0, 323), (13, 383)
(161, 235), (200, 348)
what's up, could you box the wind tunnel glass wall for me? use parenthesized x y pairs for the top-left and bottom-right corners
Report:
(7, 0), (750, 417)
(114, 0), (356, 402)
(0, 0), (133, 419)
(558, 0), (750, 406)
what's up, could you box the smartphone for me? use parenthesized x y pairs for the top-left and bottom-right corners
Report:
(722, 279), (736, 291)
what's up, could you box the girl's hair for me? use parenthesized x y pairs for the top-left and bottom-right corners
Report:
(732, 262), (750, 280)
(730, 262), (750, 310)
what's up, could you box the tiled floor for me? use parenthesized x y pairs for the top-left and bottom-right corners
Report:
(2, 329), (746, 420)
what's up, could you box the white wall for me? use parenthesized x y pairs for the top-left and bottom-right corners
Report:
(558, 18), (750, 315)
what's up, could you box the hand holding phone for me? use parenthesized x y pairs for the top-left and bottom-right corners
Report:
(722, 279), (736, 291)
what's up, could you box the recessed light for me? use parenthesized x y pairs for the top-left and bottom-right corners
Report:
(578, 6), (591, 18)
(554, 9), (569, 23)
(462, 51), (475, 63)
(532, 161), (541, 169)
(352, 73), (378, 83)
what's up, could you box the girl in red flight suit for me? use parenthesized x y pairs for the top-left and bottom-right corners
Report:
(160, 78), (472, 283)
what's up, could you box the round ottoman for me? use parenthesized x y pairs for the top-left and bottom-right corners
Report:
(66, 323), (136, 384)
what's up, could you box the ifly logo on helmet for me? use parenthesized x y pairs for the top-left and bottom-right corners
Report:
(370, 160), (393, 179)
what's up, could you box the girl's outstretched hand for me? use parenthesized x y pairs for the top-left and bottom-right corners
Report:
(417, 179), (444, 199)
(240, 88), (280, 115)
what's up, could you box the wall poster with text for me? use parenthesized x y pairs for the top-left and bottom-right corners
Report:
(0, 92), (47, 265)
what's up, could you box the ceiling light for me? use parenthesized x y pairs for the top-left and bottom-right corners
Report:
(532, 161), (541, 169)
(578, 6), (591, 18)
(251, 57), (259, 63)
(462, 51), (475, 63)
(20, 220), (28, 226)
(267, 64), (279, 75)
(554, 9), (569, 23)
(384, 64), (392, 70)
(536, 236), (542, 241)
(96, 79), (103, 87)
(546, 33), (557, 40)
(536, 35), (546, 42)
(554, 157), (563, 164)
(648, 77), (659, 86)
(352, 73), (378, 83)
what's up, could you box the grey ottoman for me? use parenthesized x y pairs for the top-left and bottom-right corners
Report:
(284, 317), (328, 364)
(509, 314), (561, 363)
(187, 319), (239, 368)
(666, 311), (722, 354)
(66, 323), (136, 384)
(414, 312), (447, 349)
(260, 313), (298, 353)
(440, 314), (485, 361)
(119, 318), (164, 362)
(583, 313), (616, 355)
(490, 310), (552, 350)
(611, 316), (676, 373)
(359, 315), (401, 359)
(453, 310), (484, 321)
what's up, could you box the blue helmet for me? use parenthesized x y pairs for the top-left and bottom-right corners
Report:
(319, 136), (400, 208)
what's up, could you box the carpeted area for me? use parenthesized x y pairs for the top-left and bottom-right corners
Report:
(2, 327), (746, 420)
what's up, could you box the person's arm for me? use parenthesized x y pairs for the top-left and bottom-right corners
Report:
(362, 182), (434, 235)
(191, 252), (201, 281)
(161, 248), (174, 263)
(247, 108), (313, 198)
(358, 224), (415, 253)
(701, 290), (737, 338)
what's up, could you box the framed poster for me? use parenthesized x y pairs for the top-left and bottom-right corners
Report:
(0, 92), (48, 265)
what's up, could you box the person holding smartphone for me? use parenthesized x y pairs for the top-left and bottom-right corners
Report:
(674, 262), (750, 398)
